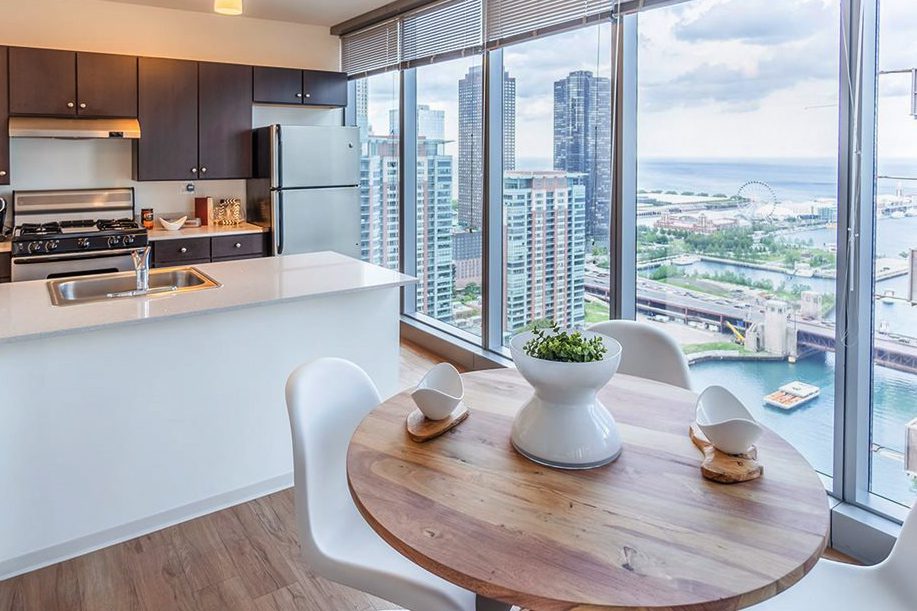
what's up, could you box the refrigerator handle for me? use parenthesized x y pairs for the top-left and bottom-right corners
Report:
(276, 191), (284, 255)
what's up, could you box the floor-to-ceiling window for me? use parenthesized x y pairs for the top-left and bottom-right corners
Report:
(635, 0), (841, 478)
(869, 0), (917, 508)
(501, 24), (613, 345)
(355, 71), (401, 271)
(413, 57), (485, 337)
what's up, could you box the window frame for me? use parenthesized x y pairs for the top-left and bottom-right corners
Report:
(383, 0), (912, 529)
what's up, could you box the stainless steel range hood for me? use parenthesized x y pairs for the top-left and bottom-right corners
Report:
(9, 117), (141, 139)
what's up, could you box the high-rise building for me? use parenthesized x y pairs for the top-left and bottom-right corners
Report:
(553, 71), (611, 246)
(503, 171), (586, 336)
(359, 135), (400, 270)
(458, 65), (516, 230)
(389, 104), (445, 141)
(357, 96), (454, 322)
(355, 79), (369, 141)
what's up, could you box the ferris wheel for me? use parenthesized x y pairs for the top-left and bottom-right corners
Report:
(736, 181), (779, 220)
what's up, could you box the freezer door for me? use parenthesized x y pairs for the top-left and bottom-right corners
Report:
(277, 125), (360, 188)
(276, 187), (361, 258)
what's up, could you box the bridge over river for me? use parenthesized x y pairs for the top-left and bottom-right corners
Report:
(585, 276), (917, 374)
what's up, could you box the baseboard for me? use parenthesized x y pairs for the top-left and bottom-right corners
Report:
(0, 472), (294, 581)
(830, 501), (900, 565)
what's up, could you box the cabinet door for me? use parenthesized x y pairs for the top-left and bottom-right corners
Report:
(0, 47), (9, 186)
(253, 66), (303, 105)
(301, 70), (347, 106)
(134, 57), (199, 181)
(9, 48), (77, 117)
(199, 62), (252, 180)
(76, 52), (137, 118)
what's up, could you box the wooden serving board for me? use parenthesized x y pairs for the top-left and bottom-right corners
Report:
(689, 423), (763, 484)
(406, 404), (469, 442)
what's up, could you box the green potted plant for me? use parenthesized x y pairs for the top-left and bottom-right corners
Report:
(509, 322), (624, 469)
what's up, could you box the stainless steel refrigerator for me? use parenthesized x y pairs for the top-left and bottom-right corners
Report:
(246, 125), (361, 257)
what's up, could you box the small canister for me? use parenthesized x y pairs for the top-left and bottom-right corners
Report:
(141, 208), (154, 229)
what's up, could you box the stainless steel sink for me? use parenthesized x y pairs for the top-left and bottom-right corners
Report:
(48, 267), (221, 307)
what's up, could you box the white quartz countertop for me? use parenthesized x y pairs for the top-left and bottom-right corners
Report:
(146, 222), (268, 241)
(0, 252), (415, 344)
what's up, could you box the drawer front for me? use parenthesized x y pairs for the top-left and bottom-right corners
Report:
(212, 233), (266, 259)
(153, 238), (210, 265)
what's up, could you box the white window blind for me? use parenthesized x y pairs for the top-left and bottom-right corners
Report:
(341, 19), (400, 78)
(339, 0), (689, 76)
(485, 0), (614, 48)
(402, 0), (483, 66)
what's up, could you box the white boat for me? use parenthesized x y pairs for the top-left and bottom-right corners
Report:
(793, 265), (816, 278)
(891, 211), (906, 219)
(764, 381), (820, 410)
(881, 290), (895, 305)
(673, 254), (700, 266)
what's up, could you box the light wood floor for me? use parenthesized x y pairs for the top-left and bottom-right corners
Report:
(0, 341), (855, 611)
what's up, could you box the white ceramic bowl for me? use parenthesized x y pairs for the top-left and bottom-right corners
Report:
(695, 385), (763, 455)
(158, 216), (188, 231)
(411, 363), (464, 420)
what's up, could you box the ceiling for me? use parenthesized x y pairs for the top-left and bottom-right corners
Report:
(103, 0), (389, 27)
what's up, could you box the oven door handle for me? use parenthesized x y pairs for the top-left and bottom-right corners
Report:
(12, 248), (142, 264)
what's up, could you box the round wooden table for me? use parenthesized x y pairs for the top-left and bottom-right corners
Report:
(347, 369), (829, 611)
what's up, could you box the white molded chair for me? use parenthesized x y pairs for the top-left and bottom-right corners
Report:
(588, 320), (693, 390)
(286, 358), (476, 611)
(750, 504), (917, 610)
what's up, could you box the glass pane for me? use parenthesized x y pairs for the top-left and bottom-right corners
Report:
(636, 0), (840, 477)
(356, 72), (400, 271)
(869, 0), (917, 507)
(414, 57), (484, 336)
(502, 24), (613, 345)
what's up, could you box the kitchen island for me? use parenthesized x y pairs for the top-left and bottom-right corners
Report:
(0, 252), (414, 579)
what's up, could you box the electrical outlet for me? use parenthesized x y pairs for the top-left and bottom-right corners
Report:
(182, 182), (195, 194)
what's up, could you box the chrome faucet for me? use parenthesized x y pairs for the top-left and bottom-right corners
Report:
(131, 246), (151, 292)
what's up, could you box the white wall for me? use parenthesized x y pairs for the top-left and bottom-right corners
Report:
(0, 0), (343, 221)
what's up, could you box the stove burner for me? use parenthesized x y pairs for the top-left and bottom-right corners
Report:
(97, 218), (140, 231)
(18, 222), (63, 237)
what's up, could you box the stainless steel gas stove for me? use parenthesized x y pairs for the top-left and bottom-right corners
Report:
(10, 188), (149, 282)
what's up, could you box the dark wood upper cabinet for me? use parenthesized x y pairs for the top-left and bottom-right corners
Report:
(0, 47), (9, 186)
(198, 62), (252, 180)
(134, 57), (199, 181)
(76, 52), (137, 118)
(9, 48), (77, 117)
(253, 67), (303, 105)
(301, 70), (347, 106)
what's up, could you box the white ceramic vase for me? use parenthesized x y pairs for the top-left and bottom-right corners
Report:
(411, 363), (464, 420)
(509, 330), (623, 469)
(695, 385), (763, 455)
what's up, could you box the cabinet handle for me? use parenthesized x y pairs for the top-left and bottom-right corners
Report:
(180, 247), (188, 254)
(200, 167), (207, 174)
(305, 93), (311, 98)
(234, 242), (242, 249)
(295, 93), (303, 99)
(67, 102), (75, 109)
(191, 167), (198, 174)
(79, 102), (87, 109)
(0, 171), (6, 177)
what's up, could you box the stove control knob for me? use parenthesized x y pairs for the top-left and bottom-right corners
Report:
(77, 237), (91, 249)
(107, 236), (121, 248)
(28, 241), (43, 254)
(46, 240), (59, 252)
(123, 234), (135, 245)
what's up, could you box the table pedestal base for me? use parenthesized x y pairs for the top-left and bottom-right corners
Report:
(476, 595), (513, 611)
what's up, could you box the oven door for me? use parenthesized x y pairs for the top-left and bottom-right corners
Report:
(11, 249), (136, 282)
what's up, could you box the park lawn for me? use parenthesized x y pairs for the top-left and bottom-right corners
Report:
(584, 300), (610, 324)
(682, 341), (751, 355)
